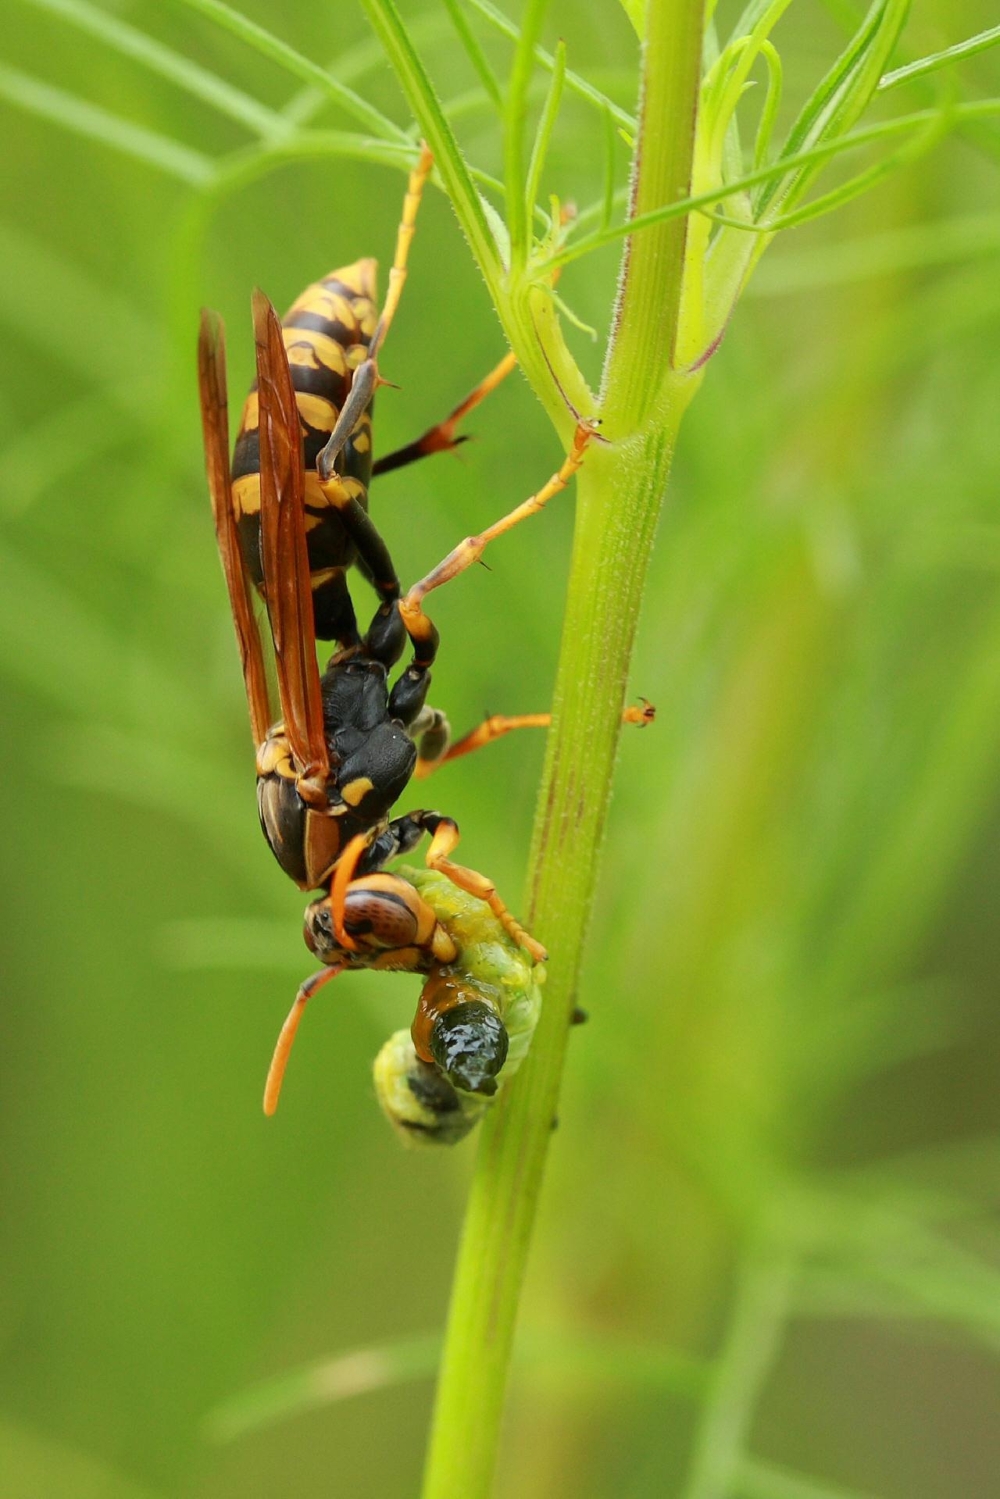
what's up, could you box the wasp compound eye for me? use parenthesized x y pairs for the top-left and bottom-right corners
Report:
(303, 899), (336, 961)
(429, 1001), (509, 1096)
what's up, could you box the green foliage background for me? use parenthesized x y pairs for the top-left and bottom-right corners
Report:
(1, 2), (1000, 1496)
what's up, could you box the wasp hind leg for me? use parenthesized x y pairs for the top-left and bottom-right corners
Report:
(315, 144), (434, 486)
(313, 145), (437, 662)
(319, 495), (405, 665)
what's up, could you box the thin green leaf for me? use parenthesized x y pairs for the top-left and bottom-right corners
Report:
(756, 0), (910, 217)
(879, 23), (1000, 93)
(280, 14), (453, 129)
(725, 0), (789, 48)
(835, 1218), (1000, 1353)
(540, 101), (1000, 272)
(205, 1334), (441, 1443)
(505, 0), (551, 271)
(618, 0), (645, 41)
(209, 130), (416, 191)
(705, 0), (795, 171)
(361, 0), (502, 286)
(443, 0), (503, 112)
(682, 1249), (794, 1499)
(735, 1456), (882, 1499)
(166, 0), (409, 143)
(171, 126), (536, 336)
(704, 101), (952, 233)
(753, 40), (783, 169)
(550, 290), (597, 339)
(0, 63), (213, 184)
(413, 72), (568, 149)
(757, 102), (949, 229)
(16, 0), (285, 139)
(206, 1327), (710, 1443)
(524, 39), (566, 240)
(464, 0), (635, 130)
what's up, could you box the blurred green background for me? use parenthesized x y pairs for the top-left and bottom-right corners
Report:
(2, 2), (1000, 1495)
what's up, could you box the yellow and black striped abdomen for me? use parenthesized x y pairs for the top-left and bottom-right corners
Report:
(231, 259), (379, 641)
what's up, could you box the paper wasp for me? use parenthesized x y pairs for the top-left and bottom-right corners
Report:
(264, 865), (544, 1144)
(197, 146), (636, 1111)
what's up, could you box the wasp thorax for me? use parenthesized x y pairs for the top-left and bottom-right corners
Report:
(320, 654), (389, 737)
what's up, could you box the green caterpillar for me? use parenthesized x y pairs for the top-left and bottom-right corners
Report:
(373, 867), (544, 1147)
(264, 865), (544, 1146)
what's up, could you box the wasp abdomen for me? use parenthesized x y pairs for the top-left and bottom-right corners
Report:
(230, 260), (381, 639)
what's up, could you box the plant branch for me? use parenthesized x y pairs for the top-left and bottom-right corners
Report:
(602, 0), (705, 429)
(420, 3), (704, 1495)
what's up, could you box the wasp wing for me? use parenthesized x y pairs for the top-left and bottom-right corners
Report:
(198, 308), (272, 748)
(252, 289), (330, 786)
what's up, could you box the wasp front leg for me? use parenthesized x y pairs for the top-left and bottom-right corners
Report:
(422, 817), (546, 962)
(326, 815), (545, 962)
(399, 812), (548, 962)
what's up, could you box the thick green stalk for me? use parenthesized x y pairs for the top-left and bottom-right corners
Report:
(421, 3), (704, 1495)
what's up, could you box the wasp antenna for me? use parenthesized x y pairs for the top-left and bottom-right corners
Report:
(263, 966), (343, 1116)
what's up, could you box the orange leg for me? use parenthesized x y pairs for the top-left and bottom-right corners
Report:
(424, 818), (547, 963)
(263, 965), (343, 1116)
(368, 143), (435, 363)
(398, 420), (597, 668)
(327, 832), (374, 954)
(372, 352), (518, 477)
(415, 700), (656, 778)
(317, 144), (435, 483)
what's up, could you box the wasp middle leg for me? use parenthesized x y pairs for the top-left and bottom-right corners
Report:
(372, 352), (518, 478)
(323, 815), (546, 963)
(413, 701), (656, 777)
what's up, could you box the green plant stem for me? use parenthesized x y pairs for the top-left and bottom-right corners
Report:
(420, 3), (704, 1495)
(602, 0), (705, 429)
